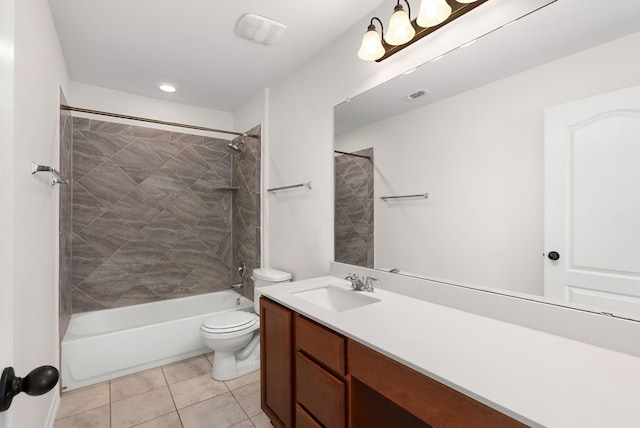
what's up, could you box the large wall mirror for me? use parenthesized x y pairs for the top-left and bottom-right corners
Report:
(334, 0), (640, 321)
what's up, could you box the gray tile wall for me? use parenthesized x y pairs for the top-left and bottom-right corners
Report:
(230, 125), (261, 301)
(71, 118), (238, 312)
(59, 93), (73, 338)
(334, 148), (374, 268)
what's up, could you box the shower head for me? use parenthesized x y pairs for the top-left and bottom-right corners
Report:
(227, 141), (245, 154)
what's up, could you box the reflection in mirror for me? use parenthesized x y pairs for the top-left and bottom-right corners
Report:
(334, 149), (374, 268)
(334, 0), (640, 320)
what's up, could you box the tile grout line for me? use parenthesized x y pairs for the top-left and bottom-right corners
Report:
(161, 362), (185, 427)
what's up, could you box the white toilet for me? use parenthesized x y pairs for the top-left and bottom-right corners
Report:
(200, 268), (292, 380)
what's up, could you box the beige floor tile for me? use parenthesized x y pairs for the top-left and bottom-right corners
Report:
(111, 367), (167, 402)
(204, 353), (214, 365)
(54, 404), (110, 428)
(169, 373), (229, 409)
(134, 411), (183, 428)
(111, 386), (175, 428)
(231, 382), (261, 418)
(229, 420), (254, 428)
(162, 355), (211, 384)
(250, 412), (272, 428)
(179, 392), (247, 428)
(56, 382), (110, 420)
(224, 371), (259, 391)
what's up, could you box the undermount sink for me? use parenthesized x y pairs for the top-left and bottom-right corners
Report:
(292, 285), (381, 312)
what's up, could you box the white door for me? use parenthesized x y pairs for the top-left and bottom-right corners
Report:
(544, 85), (640, 317)
(0, 0), (14, 423)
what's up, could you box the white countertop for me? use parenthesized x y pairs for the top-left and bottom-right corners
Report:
(260, 276), (640, 427)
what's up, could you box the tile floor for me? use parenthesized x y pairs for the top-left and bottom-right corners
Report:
(54, 353), (273, 428)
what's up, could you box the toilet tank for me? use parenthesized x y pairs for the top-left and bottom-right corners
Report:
(253, 268), (292, 313)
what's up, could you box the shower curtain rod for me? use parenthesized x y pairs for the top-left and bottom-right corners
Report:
(60, 105), (259, 139)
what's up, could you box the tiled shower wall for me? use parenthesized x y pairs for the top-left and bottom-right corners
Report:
(334, 148), (374, 268)
(70, 118), (257, 312)
(59, 92), (73, 338)
(231, 125), (261, 301)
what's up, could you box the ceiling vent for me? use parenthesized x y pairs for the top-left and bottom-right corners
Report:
(403, 90), (429, 101)
(236, 13), (287, 45)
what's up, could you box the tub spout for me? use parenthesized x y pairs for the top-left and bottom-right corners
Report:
(230, 283), (243, 289)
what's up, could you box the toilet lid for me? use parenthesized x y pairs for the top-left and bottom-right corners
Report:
(202, 311), (257, 333)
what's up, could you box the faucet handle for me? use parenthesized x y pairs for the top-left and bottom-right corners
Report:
(364, 276), (378, 292)
(345, 273), (363, 290)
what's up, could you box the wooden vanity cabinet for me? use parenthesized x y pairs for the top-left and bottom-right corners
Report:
(261, 297), (526, 428)
(294, 314), (347, 428)
(260, 297), (294, 428)
(349, 340), (527, 428)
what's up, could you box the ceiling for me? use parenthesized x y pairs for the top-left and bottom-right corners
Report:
(335, 0), (640, 134)
(48, 0), (384, 112)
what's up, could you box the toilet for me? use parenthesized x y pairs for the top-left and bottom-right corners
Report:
(200, 268), (292, 380)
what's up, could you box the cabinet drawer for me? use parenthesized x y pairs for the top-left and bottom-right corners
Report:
(295, 404), (322, 428)
(296, 352), (346, 428)
(294, 314), (346, 376)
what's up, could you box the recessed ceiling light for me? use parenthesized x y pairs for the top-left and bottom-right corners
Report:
(158, 83), (177, 93)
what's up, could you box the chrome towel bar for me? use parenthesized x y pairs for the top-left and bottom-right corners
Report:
(31, 162), (68, 185)
(267, 182), (312, 193)
(380, 193), (428, 201)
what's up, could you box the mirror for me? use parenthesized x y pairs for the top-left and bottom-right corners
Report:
(334, 0), (640, 319)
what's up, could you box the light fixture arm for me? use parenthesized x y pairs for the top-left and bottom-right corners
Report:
(398, 0), (412, 20)
(369, 17), (384, 38)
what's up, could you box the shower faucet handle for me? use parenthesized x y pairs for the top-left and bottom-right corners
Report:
(237, 262), (247, 279)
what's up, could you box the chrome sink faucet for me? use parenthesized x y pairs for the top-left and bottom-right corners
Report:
(345, 273), (377, 292)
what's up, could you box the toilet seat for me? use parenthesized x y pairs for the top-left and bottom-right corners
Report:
(201, 311), (258, 335)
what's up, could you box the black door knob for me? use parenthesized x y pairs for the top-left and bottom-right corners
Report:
(0, 366), (59, 412)
(548, 251), (560, 261)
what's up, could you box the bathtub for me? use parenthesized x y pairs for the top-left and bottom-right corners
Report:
(61, 290), (253, 391)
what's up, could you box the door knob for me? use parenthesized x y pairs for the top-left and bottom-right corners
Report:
(547, 251), (560, 261)
(0, 366), (59, 412)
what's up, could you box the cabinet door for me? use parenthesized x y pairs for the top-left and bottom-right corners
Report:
(260, 297), (293, 428)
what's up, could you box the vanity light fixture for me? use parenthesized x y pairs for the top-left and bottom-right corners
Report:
(358, 0), (488, 62)
(158, 83), (177, 93)
(385, 1), (415, 46)
(357, 18), (386, 61)
(417, 0), (452, 28)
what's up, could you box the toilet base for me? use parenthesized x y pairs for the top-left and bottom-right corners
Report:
(211, 344), (260, 381)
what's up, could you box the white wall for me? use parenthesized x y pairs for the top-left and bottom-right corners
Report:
(335, 32), (640, 296)
(69, 82), (234, 140)
(266, 0), (553, 280)
(233, 89), (270, 267)
(8, 0), (70, 426)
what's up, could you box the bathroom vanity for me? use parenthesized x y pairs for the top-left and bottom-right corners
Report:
(259, 276), (640, 427)
(260, 296), (523, 427)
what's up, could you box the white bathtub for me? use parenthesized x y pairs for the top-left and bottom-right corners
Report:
(61, 291), (254, 391)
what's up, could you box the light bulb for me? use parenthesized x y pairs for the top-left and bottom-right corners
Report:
(384, 5), (415, 46)
(417, 0), (452, 28)
(456, 0), (479, 3)
(358, 25), (385, 61)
